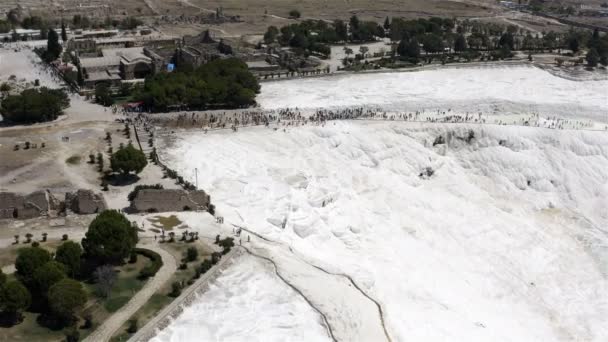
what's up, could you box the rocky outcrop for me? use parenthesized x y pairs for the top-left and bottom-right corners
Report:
(0, 190), (61, 219)
(130, 189), (210, 213)
(65, 189), (107, 214)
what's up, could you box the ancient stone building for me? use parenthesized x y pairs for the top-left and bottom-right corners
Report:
(130, 189), (211, 213)
(0, 190), (61, 219)
(65, 189), (107, 214)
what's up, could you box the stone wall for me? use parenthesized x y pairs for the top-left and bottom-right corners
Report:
(130, 189), (210, 213)
(0, 189), (107, 220)
(65, 189), (108, 214)
(0, 190), (61, 219)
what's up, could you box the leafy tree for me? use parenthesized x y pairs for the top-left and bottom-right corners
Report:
(422, 33), (444, 54)
(186, 247), (198, 262)
(454, 34), (467, 52)
(110, 143), (147, 175)
(61, 22), (67, 42)
(82, 210), (138, 265)
(44, 29), (62, 62)
(15, 247), (51, 289)
(383, 17), (391, 31)
(288, 9), (301, 19)
(93, 265), (116, 298)
(568, 35), (580, 53)
(398, 38), (421, 60)
(95, 83), (114, 107)
(264, 26), (279, 44)
(55, 241), (83, 277)
(1, 87), (70, 124)
(33, 261), (67, 295)
(586, 48), (600, 67)
(47, 279), (86, 324)
(0, 269), (6, 287)
(77, 66), (84, 86)
(136, 58), (259, 111)
(0, 280), (31, 324)
(334, 20), (348, 42)
(499, 32), (514, 50)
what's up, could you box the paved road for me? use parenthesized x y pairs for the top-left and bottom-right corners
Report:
(83, 242), (177, 342)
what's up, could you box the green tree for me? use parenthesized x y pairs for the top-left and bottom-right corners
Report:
(263, 26), (279, 44)
(45, 29), (62, 62)
(288, 9), (301, 19)
(33, 261), (67, 295)
(95, 83), (114, 107)
(383, 17), (391, 31)
(110, 143), (147, 175)
(398, 38), (421, 60)
(0, 87), (70, 124)
(82, 210), (138, 265)
(186, 247), (198, 262)
(334, 20), (348, 42)
(0, 269), (6, 287)
(423, 34), (444, 54)
(586, 48), (600, 67)
(0, 280), (31, 324)
(61, 22), (67, 42)
(55, 241), (83, 277)
(77, 66), (84, 86)
(568, 35), (580, 53)
(47, 278), (86, 324)
(15, 247), (51, 289)
(454, 34), (467, 52)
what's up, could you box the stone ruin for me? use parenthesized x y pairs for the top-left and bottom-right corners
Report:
(0, 190), (61, 219)
(64, 189), (107, 215)
(130, 189), (210, 213)
(0, 189), (107, 220)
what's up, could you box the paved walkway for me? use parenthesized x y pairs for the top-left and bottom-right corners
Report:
(83, 242), (177, 342)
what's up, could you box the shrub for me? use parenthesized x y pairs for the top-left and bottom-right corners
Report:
(179, 262), (187, 270)
(127, 184), (164, 201)
(186, 247), (198, 262)
(169, 282), (181, 297)
(129, 251), (137, 264)
(127, 318), (138, 333)
(135, 248), (163, 280)
(289, 9), (301, 19)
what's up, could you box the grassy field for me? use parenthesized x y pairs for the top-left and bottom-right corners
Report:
(0, 313), (65, 342)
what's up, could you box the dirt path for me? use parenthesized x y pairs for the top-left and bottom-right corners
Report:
(83, 242), (177, 342)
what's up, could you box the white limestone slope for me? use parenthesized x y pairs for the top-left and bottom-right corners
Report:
(258, 65), (608, 122)
(162, 122), (608, 341)
(151, 254), (331, 342)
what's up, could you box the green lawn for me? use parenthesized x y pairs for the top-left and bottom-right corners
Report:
(0, 313), (65, 342)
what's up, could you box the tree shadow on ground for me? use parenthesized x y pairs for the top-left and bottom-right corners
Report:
(103, 174), (140, 187)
